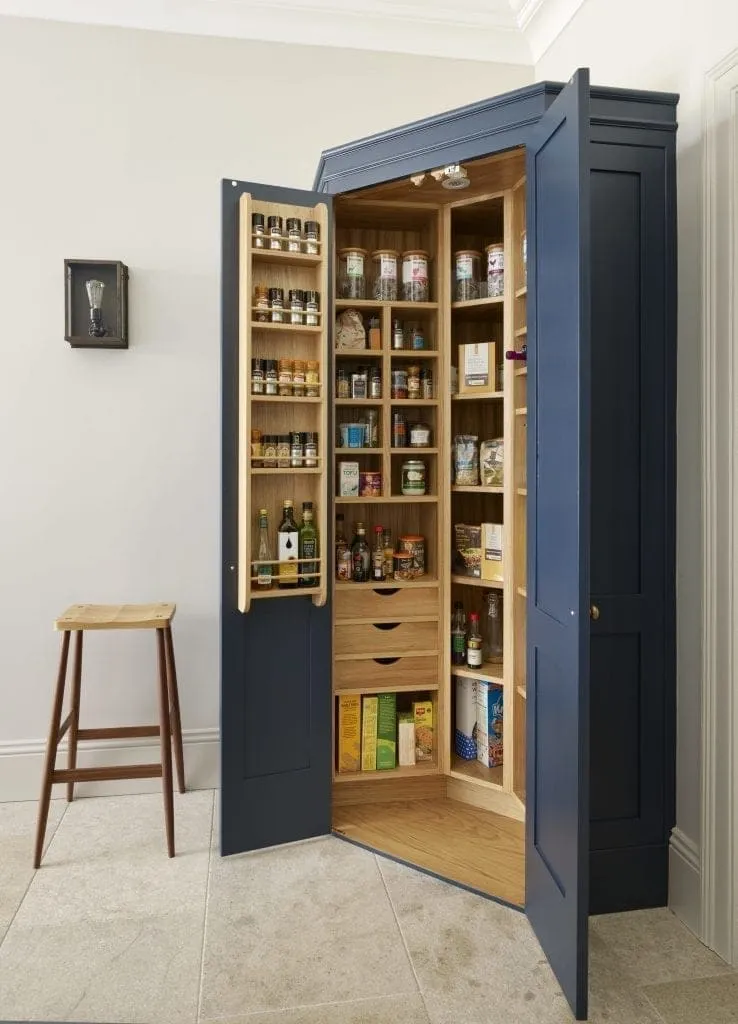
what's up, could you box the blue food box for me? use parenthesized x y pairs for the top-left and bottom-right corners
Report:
(476, 682), (504, 768)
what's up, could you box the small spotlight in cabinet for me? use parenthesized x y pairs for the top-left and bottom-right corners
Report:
(64, 259), (129, 349)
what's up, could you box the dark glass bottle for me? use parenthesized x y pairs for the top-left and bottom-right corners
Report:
(277, 499), (299, 589)
(298, 501), (319, 587)
(451, 600), (466, 666)
(350, 522), (370, 583)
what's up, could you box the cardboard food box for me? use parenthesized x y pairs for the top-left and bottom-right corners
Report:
(398, 712), (416, 766)
(481, 522), (504, 582)
(412, 700), (434, 762)
(459, 342), (495, 393)
(454, 678), (478, 760)
(453, 523), (482, 578)
(361, 695), (379, 772)
(376, 693), (397, 770)
(339, 461), (360, 498)
(337, 695), (361, 774)
(476, 682), (504, 769)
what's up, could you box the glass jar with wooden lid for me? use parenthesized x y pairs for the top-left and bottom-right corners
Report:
(402, 250), (430, 302)
(454, 250), (481, 301)
(371, 249), (399, 301)
(338, 247), (368, 300)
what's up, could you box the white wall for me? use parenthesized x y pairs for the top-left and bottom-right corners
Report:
(537, 0), (738, 949)
(0, 15), (531, 798)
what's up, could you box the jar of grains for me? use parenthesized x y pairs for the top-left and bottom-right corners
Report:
(455, 250), (481, 302)
(371, 249), (398, 301)
(338, 247), (367, 300)
(278, 359), (293, 397)
(485, 243), (505, 297)
(407, 363), (421, 401)
(402, 250), (430, 302)
(401, 459), (427, 496)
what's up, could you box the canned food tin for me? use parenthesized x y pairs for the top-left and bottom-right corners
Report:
(359, 471), (382, 497)
(391, 368), (408, 399)
(399, 535), (425, 578)
(393, 552), (414, 581)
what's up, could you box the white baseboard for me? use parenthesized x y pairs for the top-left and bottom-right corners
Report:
(669, 827), (702, 938)
(0, 727), (219, 802)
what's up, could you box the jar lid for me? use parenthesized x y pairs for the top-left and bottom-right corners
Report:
(485, 242), (504, 252)
(269, 287), (284, 298)
(394, 551), (413, 559)
(399, 535), (424, 542)
(455, 249), (482, 258)
(304, 290), (320, 302)
(338, 247), (368, 256)
(402, 249), (429, 258)
(267, 215), (282, 224)
(286, 217), (301, 228)
(288, 289), (303, 301)
(371, 248), (399, 258)
(252, 213), (265, 225)
(402, 459), (425, 466)
(304, 220), (320, 231)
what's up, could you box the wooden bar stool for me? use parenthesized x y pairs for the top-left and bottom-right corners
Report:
(33, 603), (185, 868)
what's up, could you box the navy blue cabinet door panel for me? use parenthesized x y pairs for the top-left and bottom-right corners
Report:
(221, 180), (333, 856)
(526, 70), (591, 1022)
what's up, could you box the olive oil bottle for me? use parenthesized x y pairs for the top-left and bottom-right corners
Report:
(277, 499), (299, 589)
(299, 501), (319, 587)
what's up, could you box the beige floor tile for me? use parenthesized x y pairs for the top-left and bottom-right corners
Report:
(586, 931), (668, 1024)
(643, 973), (738, 1023)
(0, 911), (203, 1023)
(207, 993), (430, 1024)
(592, 908), (731, 987)
(199, 837), (417, 1019)
(0, 799), (66, 941)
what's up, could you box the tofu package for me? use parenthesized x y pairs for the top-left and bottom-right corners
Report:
(454, 678), (478, 760)
(339, 461), (360, 497)
(476, 682), (504, 768)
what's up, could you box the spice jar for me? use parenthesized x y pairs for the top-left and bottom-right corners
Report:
(421, 367), (434, 400)
(401, 459), (427, 496)
(262, 434), (277, 467)
(254, 284), (269, 322)
(365, 409), (379, 448)
(304, 290), (320, 326)
(338, 247), (367, 300)
(265, 359), (278, 395)
(369, 366), (382, 399)
(286, 218), (302, 252)
(392, 412), (407, 448)
(306, 360), (320, 397)
(402, 250), (430, 302)
(269, 287), (285, 323)
(351, 368), (368, 400)
(251, 358), (265, 394)
(252, 213), (265, 248)
(371, 249), (398, 301)
(392, 319), (405, 350)
(336, 368), (350, 399)
(486, 243), (505, 297)
(407, 363), (421, 401)
(268, 215), (283, 250)
(409, 421), (432, 448)
(455, 250), (481, 301)
(304, 220), (320, 255)
(289, 289), (304, 325)
(278, 359), (293, 397)
(292, 359), (306, 398)
(392, 368), (408, 399)
(251, 428), (263, 464)
(407, 322), (425, 350)
(290, 430), (303, 468)
(277, 434), (290, 468)
(303, 431), (318, 466)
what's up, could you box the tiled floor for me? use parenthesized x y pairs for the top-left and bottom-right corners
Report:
(0, 791), (735, 1023)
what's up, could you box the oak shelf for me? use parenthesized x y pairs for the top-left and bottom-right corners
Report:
(251, 586), (323, 600)
(334, 578), (439, 591)
(251, 320), (322, 334)
(449, 756), (504, 790)
(515, 367), (528, 377)
(335, 299), (439, 312)
(251, 395), (322, 404)
(451, 575), (504, 590)
(451, 296), (505, 311)
(451, 485), (504, 494)
(451, 391), (504, 402)
(515, 285), (528, 298)
(335, 495), (438, 504)
(515, 326), (528, 337)
(334, 762), (439, 783)
(451, 662), (504, 684)
(251, 247), (322, 267)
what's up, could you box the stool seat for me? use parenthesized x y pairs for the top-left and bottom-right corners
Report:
(55, 603), (176, 631)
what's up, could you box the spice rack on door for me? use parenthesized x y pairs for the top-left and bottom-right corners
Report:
(238, 193), (329, 613)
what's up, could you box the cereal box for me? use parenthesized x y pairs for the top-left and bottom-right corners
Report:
(412, 700), (434, 762)
(454, 678), (478, 760)
(361, 695), (378, 772)
(376, 693), (397, 771)
(476, 682), (504, 768)
(337, 695), (361, 774)
(398, 712), (415, 766)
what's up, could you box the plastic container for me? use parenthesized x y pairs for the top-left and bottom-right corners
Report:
(371, 249), (398, 301)
(454, 250), (481, 302)
(402, 250), (430, 302)
(338, 247), (367, 299)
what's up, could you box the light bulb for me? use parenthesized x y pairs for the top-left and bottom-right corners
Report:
(86, 279), (105, 309)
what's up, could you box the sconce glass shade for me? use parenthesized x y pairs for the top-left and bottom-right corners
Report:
(85, 279), (105, 309)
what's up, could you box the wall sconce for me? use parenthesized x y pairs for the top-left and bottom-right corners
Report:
(65, 260), (129, 349)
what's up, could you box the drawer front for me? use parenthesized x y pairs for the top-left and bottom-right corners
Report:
(334, 586), (439, 621)
(334, 620), (438, 657)
(333, 655), (439, 691)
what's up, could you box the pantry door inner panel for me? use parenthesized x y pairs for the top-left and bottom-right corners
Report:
(525, 69), (592, 1022)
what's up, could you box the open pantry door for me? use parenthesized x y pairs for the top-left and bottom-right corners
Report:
(221, 179), (333, 856)
(525, 69), (591, 1021)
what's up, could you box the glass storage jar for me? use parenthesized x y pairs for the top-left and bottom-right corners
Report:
(401, 459), (427, 496)
(252, 213), (265, 248)
(268, 215), (283, 250)
(338, 247), (367, 299)
(402, 250), (430, 302)
(286, 218), (302, 252)
(454, 250), (481, 301)
(407, 363), (421, 401)
(485, 243), (505, 297)
(391, 368), (408, 399)
(371, 249), (398, 301)
(304, 221), (320, 255)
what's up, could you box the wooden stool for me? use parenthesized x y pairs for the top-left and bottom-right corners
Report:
(33, 603), (185, 868)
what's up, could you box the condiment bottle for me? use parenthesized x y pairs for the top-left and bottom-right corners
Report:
(265, 360), (278, 395)
(421, 367), (434, 400)
(370, 366), (382, 399)
(290, 430), (303, 468)
(382, 529), (394, 580)
(289, 289), (304, 325)
(277, 499), (299, 588)
(466, 613), (483, 668)
(407, 363), (421, 401)
(335, 514), (351, 581)
(392, 412), (407, 448)
(451, 601), (466, 666)
(350, 522), (370, 582)
(392, 319), (405, 350)
(372, 525), (385, 581)
(303, 431), (318, 466)
(336, 368), (350, 399)
(304, 290), (320, 326)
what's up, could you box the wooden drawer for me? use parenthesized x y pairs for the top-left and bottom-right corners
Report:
(334, 655), (439, 691)
(335, 620), (438, 657)
(334, 585), (439, 621)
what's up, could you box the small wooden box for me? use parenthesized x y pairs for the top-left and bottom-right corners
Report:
(459, 342), (495, 393)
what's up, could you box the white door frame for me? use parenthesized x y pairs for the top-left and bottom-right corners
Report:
(701, 46), (738, 966)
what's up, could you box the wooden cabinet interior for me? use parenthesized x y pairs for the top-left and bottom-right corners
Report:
(331, 147), (529, 905)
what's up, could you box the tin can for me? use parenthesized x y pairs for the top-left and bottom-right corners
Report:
(393, 552), (414, 581)
(399, 535), (425, 578)
(391, 369), (408, 399)
(360, 471), (382, 497)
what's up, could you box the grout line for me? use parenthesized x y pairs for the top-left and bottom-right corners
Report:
(196, 789), (217, 1023)
(0, 800), (70, 952)
(374, 853), (432, 1021)
(201, 991), (420, 1022)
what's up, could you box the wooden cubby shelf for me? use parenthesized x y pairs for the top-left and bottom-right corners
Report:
(337, 683), (441, 696)
(451, 485), (504, 494)
(335, 398), (383, 407)
(251, 320), (322, 334)
(517, 586), (528, 598)
(251, 467), (323, 475)
(335, 495), (438, 504)
(451, 296), (505, 311)
(251, 395), (323, 404)
(251, 586), (323, 600)
(334, 578), (439, 591)
(334, 763), (439, 783)
(390, 399), (439, 407)
(334, 447), (381, 455)
(335, 349), (383, 358)
(517, 487), (527, 496)
(515, 407), (528, 416)
(335, 299), (439, 311)
(517, 686), (527, 700)
(391, 350), (440, 359)
(515, 285), (527, 298)
(451, 391), (503, 402)
(450, 756), (504, 790)
(251, 247), (322, 267)
(451, 662), (504, 683)
(451, 575), (504, 590)
(515, 326), (528, 337)
(515, 367), (528, 377)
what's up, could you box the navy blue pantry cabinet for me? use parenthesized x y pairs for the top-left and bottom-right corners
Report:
(221, 70), (677, 1021)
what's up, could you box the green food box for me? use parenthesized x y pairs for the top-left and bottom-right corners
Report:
(376, 693), (397, 770)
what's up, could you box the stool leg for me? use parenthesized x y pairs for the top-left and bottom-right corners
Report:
(156, 628), (175, 858)
(34, 631), (71, 868)
(164, 625), (185, 795)
(66, 631), (84, 802)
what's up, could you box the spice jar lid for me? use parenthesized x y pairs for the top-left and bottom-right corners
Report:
(304, 431), (317, 442)
(288, 289), (304, 302)
(402, 249), (429, 258)
(485, 242), (504, 252)
(265, 359), (277, 370)
(286, 218), (301, 229)
(267, 215), (283, 227)
(338, 247), (368, 256)
(306, 360), (319, 369)
(455, 249), (482, 258)
(251, 428), (262, 440)
(304, 220), (320, 233)
(252, 213), (265, 226)
(268, 287), (284, 299)
(304, 290), (320, 303)
(278, 358), (293, 368)
(251, 357), (264, 368)
(371, 248), (399, 258)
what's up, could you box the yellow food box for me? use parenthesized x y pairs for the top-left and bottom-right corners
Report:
(481, 522), (504, 581)
(337, 695), (361, 774)
(412, 700), (434, 762)
(361, 695), (379, 772)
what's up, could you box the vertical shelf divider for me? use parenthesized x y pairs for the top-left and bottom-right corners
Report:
(440, 206), (452, 774)
(313, 202), (330, 608)
(501, 188), (516, 796)
(238, 193), (253, 613)
(381, 305), (393, 490)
